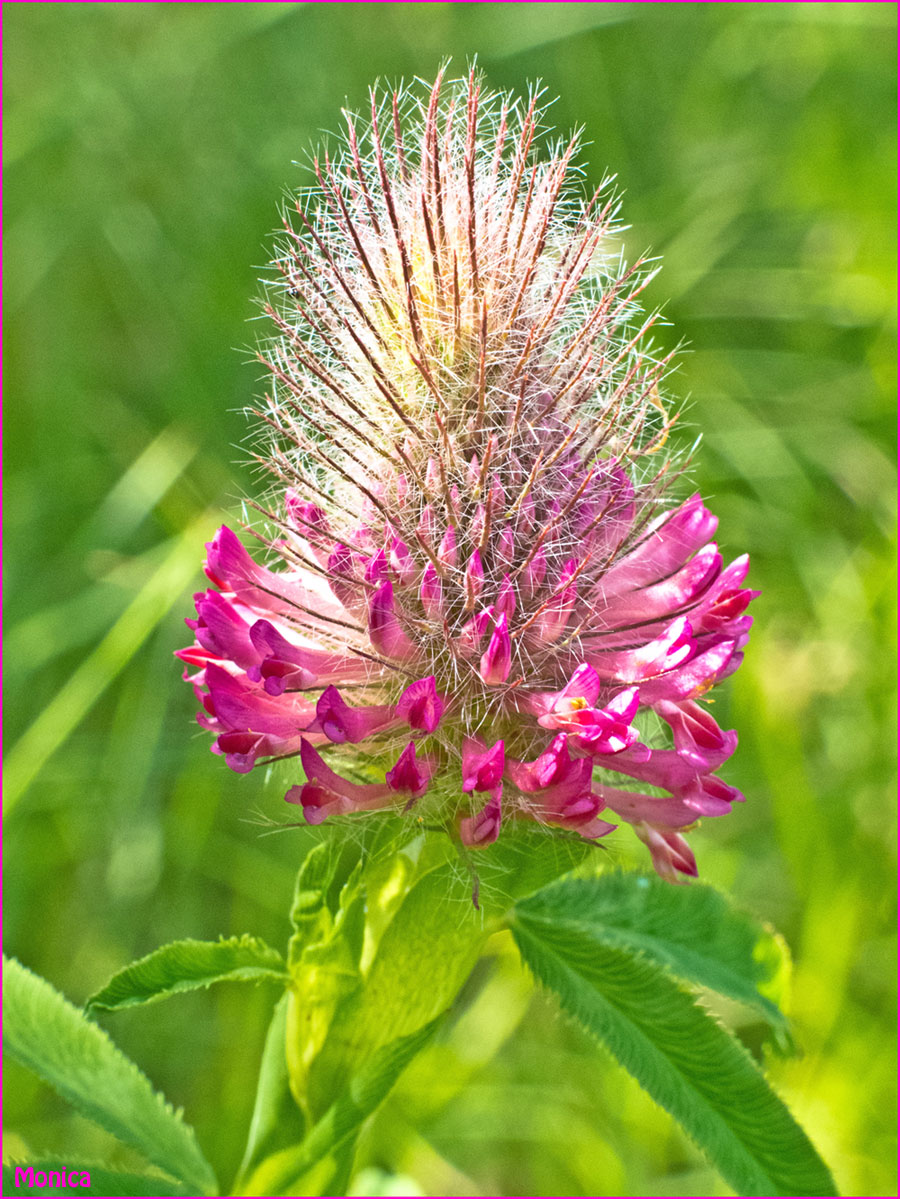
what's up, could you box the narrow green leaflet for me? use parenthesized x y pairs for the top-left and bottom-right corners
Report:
(517, 873), (790, 1028)
(3, 1161), (192, 1197)
(3, 957), (217, 1195)
(245, 1016), (442, 1196)
(511, 920), (836, 1197)
(86, 935), (286, 1012)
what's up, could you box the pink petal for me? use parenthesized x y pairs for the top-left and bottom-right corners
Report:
(367, 581), (419, 662)
(479, 612), (512, 684)
(462, 737), (505, 793)
(465, 550), (485, 607)
(592, 543), (723, 625)
(636, 636), (737, 705)
(389, 537), (417, 585)
(285, 739), (394, 824)
(249, 619), (366, 691)
(419, 563), (444, 620)
(312, 685), (396, 743)
(395, 675), (445, 733)
(495, 575), (517, 619)
(632, 822), (699, 883)
(598, 495), (718, 595)
(527, 558), (579, 645)
(656, 699), (738, 771)
(438, 525), (458, 568)
(385, 741), (437, 798)
(459, 792), (503, 847)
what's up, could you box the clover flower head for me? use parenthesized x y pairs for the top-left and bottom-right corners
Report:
(177, 70), (757, 881)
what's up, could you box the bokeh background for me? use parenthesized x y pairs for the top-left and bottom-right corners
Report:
(4, 3), (895, 1196)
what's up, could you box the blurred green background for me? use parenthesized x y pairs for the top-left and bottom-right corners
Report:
(4, 3), (895, 1195)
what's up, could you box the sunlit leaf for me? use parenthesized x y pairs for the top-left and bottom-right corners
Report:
(3, 1160), (191, 1198)
(86, 935), (286, 1012)
(2, 957), (217, 1195)
(511, 919), (836, 1196)
(517, 872), (791, 1030)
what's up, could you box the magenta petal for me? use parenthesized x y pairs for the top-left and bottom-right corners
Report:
(367, 580), (419, 662)
(206, 525), (341, 622)
(605, 687), (641, 721)
(459, 790), (503, 847)
(602, 745), (704, 791)
(395, 675), (445, 733)
(636, 637), (737, 705)
(495, 526), (516, 568)
(507, 733), (579, 792)
(419, 563), (444, 620)
(679, 773), (743, 815)
(695, 555), (759, 634)
(416, 504), (437, 546)
(567, 708), (642, 756)
(465, 550), (485, 607)
(285, 493), (332, 561)
(425, 457), (442, 492)
(575, 815), (619, 840)
(204, 525), (261, 591)
(457, 606), (494, 656)
(507, 733), (609, 838)
(326, 542), (365, 611)
(600, 785), (707, 828)
(592, 543), (723, 625)
(632, 822), (699, 882)
(528, 557), (579, 644)
(599, 495), (718, 595)
(216, 731), (270, 773)
(462, 737), (505, 792)
(521, 546), (547, 599)
(249, 619), (365, 687)
(389, 537), (417, 585)
(205, 663), (316, 742)
(587, 616), (695, 685)
(656, 699), (738, 771)
(529, 669), (640, 756)
(285, 739), (394, 824)
(564, 663), (603, 707)
(479, 612), (512, 684)
(193, 590), (261, 670)
(438, 524), (458, 568)
(313, 685), (396, 743)
(466, 453), (481, 492)
(527, 663), (601, 719)
(470, 503), (487, 545)
(495, 575), (517, 619)
(385, 741), (436, 798)
(364, 548), (390, 586)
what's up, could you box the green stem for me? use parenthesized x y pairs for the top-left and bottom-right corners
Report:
(232, 994), (303, 1194)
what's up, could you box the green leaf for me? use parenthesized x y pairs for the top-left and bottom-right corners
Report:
(516, 872), (790, 1030)
(86, 935), (286, 1012)
(3, 1160), (192, 1197)
(511, 918), (836, 1197)
(304, 860), (488, 1117)
(2, 956), (217, 1195)
(245, 1016), (442, 1196)
(286, 856), (368, 1119)
(474, 821), (598, 913)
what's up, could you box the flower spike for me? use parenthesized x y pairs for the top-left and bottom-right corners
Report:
(178, 72), (756, 880)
